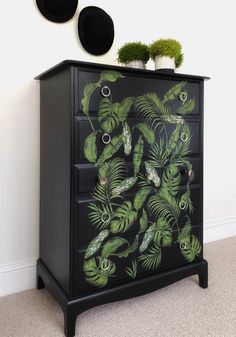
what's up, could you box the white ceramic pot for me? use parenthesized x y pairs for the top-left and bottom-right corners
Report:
(125, 60), (146, 69)
(154, 56), (175, 71)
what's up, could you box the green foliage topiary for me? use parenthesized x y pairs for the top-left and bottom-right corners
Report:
(117, 42), (150, 65)
(149, 39), (184, 68)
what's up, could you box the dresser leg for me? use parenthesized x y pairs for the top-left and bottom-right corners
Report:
(198, 261), (208, 289)
(64, 307), (77, 337)
(37, 274), (45, 290)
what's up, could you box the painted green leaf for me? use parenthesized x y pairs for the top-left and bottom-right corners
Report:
(116, 235), (139, 258)
(134, 187), (151, 210)
(122, 122), (132, 155)
(138, 244), (162, 270)
(148, 189), (180, 227)
(171, 123), (191, 158)
(165, 124), (182, 158)
(162, 164), (180, 196)
(84, 132), (97, 163)
(112, 177), (137, 196)
(98, 134), (123, 164)
(145, 161), (161, 187)
(153, 218), (172, 247)
(133, 135), (144, 176)
(98, 98), (120, 133)
(135, 123), (155, 145)
(126, 260), (138, 279)
(139, 209), (148, 234)
(116, 97), (134, 123)
(139, 223), (156, 252)
(148, 138), (167, 168)
(110, 201), (137, 234)
(181, 235), (201, 263)
(100, 70), (124, 82)
(101, 237), (129, 258)
(178, 218), (192, 243)
(177, 99), (195, 115)
(84, 230), (109, 259)
(83, 257), (116, 287)
(163, 81), (187, 103)
(81, 82), (100, 115)
(180, 184), (193, 213)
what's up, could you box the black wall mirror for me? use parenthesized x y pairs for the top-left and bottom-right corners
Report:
(36, 0), (78, 23)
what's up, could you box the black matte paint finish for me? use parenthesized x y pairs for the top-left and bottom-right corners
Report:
(36, 60), (208, 337)
(78, 7), (114, 55)
(36, 0), (78, 23)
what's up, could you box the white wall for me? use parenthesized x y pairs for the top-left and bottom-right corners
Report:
(0, 0), (236, 296)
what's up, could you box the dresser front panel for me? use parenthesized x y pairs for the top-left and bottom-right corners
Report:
(73, 68), (203, 296)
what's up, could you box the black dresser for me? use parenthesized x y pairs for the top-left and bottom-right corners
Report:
(36, 60), (209, 337)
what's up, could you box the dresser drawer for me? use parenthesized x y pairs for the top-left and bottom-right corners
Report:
(74, 158), (202, 194)
(74, 117), (202, 164)
(74, 184), (202, 244)
(75, 69), (201, 117)
(73, 225), (202, 296)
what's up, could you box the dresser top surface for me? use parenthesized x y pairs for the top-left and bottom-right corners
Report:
(35, 59), (210, 81)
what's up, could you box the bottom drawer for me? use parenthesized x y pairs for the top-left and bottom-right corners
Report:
(74, 225), (203, 296)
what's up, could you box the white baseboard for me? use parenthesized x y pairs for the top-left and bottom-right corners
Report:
(0, 259), (36, 297)
(0, 217), (236, 298)
(204, 216), (236, 243)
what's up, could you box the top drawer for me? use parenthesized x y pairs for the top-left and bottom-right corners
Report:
(74, 69), (201, 117)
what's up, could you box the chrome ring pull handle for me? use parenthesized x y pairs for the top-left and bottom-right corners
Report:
(101, 212), (110, 223)
(180, 132), (188, 142)
(101, 259), (110, 271)
(179, 91), (188, 103)
(101, 85), (111, 98)
(99, 177), (108, 186)
(179, 200), (186, 210)
(102, 133), (111, 144)
(179, 241), (187, 250)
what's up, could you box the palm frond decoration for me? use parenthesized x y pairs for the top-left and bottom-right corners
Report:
(162, 164), (180, 197)
(138, 173), (153, 189)
(93, 158), (126, 203)
(171, 123), (191, 159)
(88, 203), (112, 229)
(180, 184), (194, 213)
(138, 244), (162, 270)
(148, 138), (167, 168)
(180, 235), (201, 263)
(135, 93), (171, 131)
(148, 189), (180, 227)
(154, 218), (172, 247)
(126, 260), (138, 279)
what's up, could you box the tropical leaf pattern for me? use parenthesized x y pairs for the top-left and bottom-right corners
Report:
(80, 71), (201, 287)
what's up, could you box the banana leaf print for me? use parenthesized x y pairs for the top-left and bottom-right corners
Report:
(82, 76), (201, 288)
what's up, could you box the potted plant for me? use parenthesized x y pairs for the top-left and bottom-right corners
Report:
(117, 42), (149, 69)
(149, 38), (183, 72)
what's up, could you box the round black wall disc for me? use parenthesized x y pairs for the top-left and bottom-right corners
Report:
(36, 0), (78, 23)
(78, 6), (114, 55)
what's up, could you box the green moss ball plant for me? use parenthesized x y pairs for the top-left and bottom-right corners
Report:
(117, 42), (150, 69)
(149, 39), (184, 71)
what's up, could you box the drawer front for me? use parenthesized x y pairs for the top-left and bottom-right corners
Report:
(74, 157), (202, 194)
(74, 225), (203, 296)
(74, 184), (203, 244)
(75, 69), (201, 117)
(75, 117), (202, 164)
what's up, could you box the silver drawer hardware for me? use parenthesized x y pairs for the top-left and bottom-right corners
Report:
(101, 85), (111, 97)
(101, 259), (110, 271)
(102, 133), (111, 144)
(188, 169), (193, 177)
(101, 212), (110, 223)
(179, 200), (186, 210)
(179, 91), (188, 103)
(99, 177), (108, 185)
(179, 241), (187, 250)
(180, 132), (188, 142)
